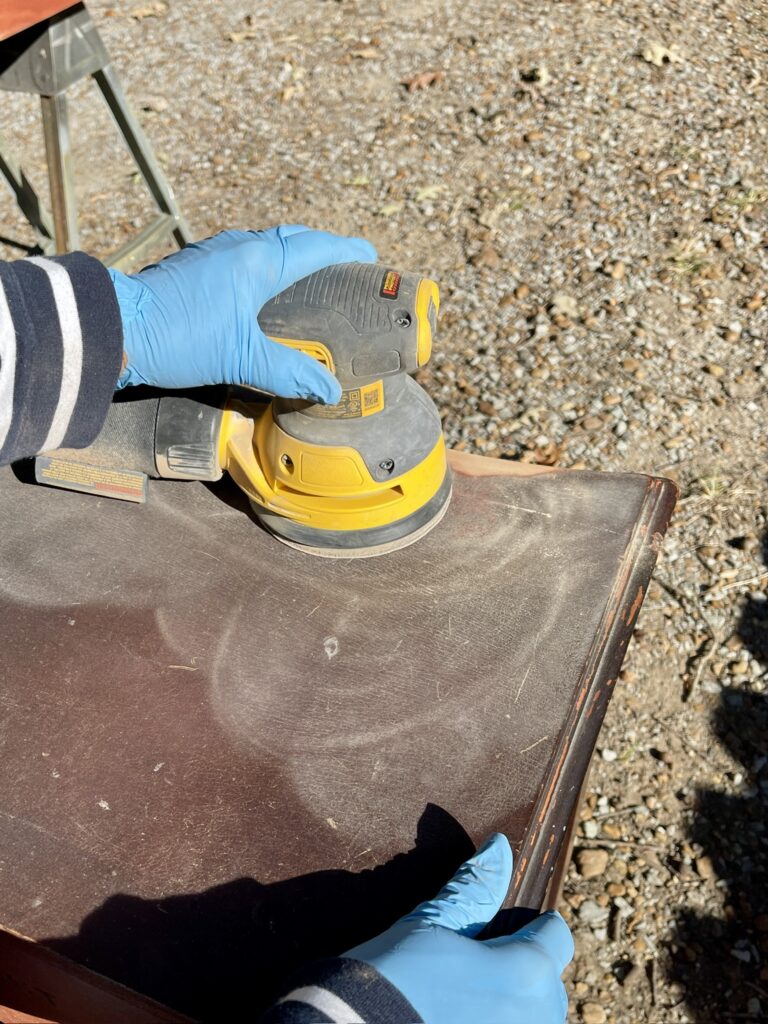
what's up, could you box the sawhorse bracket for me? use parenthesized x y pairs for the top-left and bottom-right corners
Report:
(0, 2), (191, 268)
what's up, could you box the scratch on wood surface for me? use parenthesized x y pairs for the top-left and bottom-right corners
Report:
(515, 631), (541, 704)
(192, 548), (222, 563)
(306, 605), (320, 618)
(491, 500), (553, 519)
(0, 809), (65, 842)
(168, 664), (197, 671)
(519, 735), (549, 755)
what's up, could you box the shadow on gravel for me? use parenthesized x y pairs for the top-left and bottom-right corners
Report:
(668, 533), (768, 1021)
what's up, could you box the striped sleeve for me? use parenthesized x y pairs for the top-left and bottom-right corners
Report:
(258, 958), (422, 1024)
(0, 252), (123, 465)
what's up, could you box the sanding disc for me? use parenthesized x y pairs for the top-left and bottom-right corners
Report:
(253, 473), (452, 559)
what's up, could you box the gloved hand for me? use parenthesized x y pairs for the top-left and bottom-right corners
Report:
(109, 226), (377, 402)
(344, 833), (573, 1023)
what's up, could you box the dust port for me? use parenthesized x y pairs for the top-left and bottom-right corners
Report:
(281, 454), (294, 473)
(394, 310), (412, 328)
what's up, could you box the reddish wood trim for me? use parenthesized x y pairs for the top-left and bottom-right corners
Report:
(0, 2), (79, 42)
(0, 929), (196, 1024)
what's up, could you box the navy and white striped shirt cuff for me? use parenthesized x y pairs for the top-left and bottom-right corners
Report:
(258, 958), (423, 1024)
(0, 252), (123, 465)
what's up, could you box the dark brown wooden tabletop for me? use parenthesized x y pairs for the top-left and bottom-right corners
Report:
(0, 451), (675, 1022)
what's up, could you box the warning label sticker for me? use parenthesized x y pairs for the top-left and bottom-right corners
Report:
(312, 380), (385, 419)
(35, 457), (148, 503)
(380, 270), (401, 299)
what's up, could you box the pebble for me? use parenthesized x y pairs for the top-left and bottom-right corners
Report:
(580, 1003), (607, 1024)
(576, 848), (610, 879)
(578, 900), (611, 927)
(582, 820), (600, 839)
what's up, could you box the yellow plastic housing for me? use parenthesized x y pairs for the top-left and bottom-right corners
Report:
(415, 278), (440, 367)
(220, 402), (448, 533)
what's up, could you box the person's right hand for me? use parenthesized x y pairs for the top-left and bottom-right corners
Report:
(109, 226), (376, 401)
(344, 832), (573, 1023)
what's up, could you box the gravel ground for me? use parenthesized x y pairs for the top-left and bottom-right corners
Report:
(1, 1), (766, 1020)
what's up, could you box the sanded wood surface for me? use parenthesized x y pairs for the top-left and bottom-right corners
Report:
(0, 452), (675, 1021)
(0, 1), (77, 42)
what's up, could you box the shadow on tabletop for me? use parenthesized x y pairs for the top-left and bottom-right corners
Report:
(667, 532), (768, 1021)
(43, 803), (476, 1022)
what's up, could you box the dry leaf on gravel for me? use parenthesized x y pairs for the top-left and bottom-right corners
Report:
(401, 70), (445, 92)
(130, 2), (167, 19)
(227, 30), (257, 43)
(641, 41), (684, 66)
(351, 47), (380, 60)
(414, 184), (447, 202)
(377, 202), (403, 217)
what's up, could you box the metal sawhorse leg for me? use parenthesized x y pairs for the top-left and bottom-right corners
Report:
(0, 2), (191, 268)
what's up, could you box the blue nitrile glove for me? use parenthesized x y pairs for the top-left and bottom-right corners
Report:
(108, 226), (377, 402)
(344, 833), (573, 1024)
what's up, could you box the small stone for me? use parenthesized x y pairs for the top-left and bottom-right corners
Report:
(580, 1002), (607, 1024)
(582, 819), (600, 839)
(705, 363), (726, 377)
(601, 747), (618, 761)
(576, 848), (610, 879)
(552, 292), (580, 319)
(471, 243), (501, 269)
(574, 148), (592, 163)
(582, 416), (603, 431)
(515, 283), (530, 300)
(578, 900), (610, 927)
(610, 261), (626, 280)
(524, 130), (545, 143)
(602, 822), (623, 839)
(695, 856), (716, 880)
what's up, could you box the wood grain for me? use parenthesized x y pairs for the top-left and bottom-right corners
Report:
(0, 456), (675, 1019)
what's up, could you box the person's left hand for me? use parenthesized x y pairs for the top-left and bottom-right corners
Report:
(344, 833), (573, 1023)
(109, 226), (376, 402)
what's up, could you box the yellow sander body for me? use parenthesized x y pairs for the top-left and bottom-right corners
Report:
(37, 263), (452, 558)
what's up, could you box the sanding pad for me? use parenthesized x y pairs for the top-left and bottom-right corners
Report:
(253, 474), (452, 559)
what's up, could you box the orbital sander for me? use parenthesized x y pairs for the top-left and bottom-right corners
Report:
(35, 262), (452, 558)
